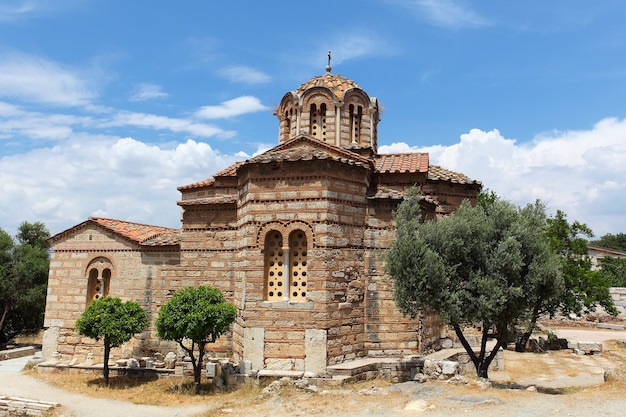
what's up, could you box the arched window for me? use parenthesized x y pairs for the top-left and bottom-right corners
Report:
(284, 108), (293, 139)
(264, 230), (308, 302)
(265, 231), (285, 301)
(86, 257), (112, 307)
(309, 103), (327, 140)
(289, 230), (308, 301)
(349, 104), (362, 144)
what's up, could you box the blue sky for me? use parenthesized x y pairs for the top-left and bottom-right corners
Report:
(1, 0), (626, 238)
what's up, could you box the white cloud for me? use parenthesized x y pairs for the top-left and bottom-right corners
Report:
(0, 0), (78, 22)
(218, 66), (271, 85)
(105, 111), (234, 138)
(0, 136), (245, 236)
(379, 117), (626, 236)
(195, 96), (268, 119)
(402, 0), (489, 29)
(129, 83), (169, 102)
(322, 33), (394, 68)
(0, 54), (96, 106)
(0, 0), (38, 21)
(0, 104), (233, 144)
(332, 35), (384, 63)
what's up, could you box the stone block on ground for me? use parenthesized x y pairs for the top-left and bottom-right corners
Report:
(577, 342), (602, 354)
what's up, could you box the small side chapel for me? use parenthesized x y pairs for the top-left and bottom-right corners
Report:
(42, 60), (481, 373)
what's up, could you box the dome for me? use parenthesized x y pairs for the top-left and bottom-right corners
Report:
(296, 73), (361, 99)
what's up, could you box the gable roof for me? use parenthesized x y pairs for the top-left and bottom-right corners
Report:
(178, 135), (375, 192)
(246, 134), (374, 168)
(50, 217), (180, 247)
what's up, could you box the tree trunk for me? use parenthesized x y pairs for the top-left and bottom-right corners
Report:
(0, 303), (9, 334)
(516, 300), (542, 352)
(103, 340), (111, 386)
(453, 323), (503, 380)
(193, 343), (205, 394)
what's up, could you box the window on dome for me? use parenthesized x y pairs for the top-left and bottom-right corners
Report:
(309, 103), (327, 140)
(350, 104), (362, 145)
(284, 109), (293, 139)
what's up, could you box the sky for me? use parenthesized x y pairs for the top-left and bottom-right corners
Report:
(1, 0), (626, 239)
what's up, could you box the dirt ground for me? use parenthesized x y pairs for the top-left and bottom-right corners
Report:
(218, 345), (626, 417)
(2, 327), (626, 417)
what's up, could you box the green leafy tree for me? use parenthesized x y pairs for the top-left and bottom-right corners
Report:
(515, 211), (617, 351)
(0, 222), (50, 344)
(546, 211), (617, 315)
(76, 297), (149, 385)
(386, 190), (562, 379)
(156, 286), (237, 394)
(598, 256), (626, 287)
(591, 233), (626, 251)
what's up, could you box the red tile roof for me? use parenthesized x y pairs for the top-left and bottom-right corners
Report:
(178, 161), (243, 191)
(247, 135), (373, 168)
(375, 153), (429, 174)
(428, 165), (481, 185)
(89, 217), (179, 246)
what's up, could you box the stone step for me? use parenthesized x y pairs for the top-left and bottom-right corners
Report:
(0, 346), (36, 361)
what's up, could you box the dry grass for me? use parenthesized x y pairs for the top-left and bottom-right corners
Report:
(27, 369), (261, 407)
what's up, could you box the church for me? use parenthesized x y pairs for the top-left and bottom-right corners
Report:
(42, 60), (481, 374)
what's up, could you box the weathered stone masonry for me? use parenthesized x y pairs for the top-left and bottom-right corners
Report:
(43, 69), (481, 373)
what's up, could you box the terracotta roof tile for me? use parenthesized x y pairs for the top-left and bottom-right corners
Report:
(248, 135), (373, 168)
(296, 73), (361, 99)
(375, 153), (429, 174)
(178, 161), (244, 191)
(428, 165), (481, 185)
(89, 217), (179, 246)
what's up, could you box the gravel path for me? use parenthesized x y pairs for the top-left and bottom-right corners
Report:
(0, 355), (209, 417)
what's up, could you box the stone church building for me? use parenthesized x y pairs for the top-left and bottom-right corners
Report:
(42, 66), (481, 373)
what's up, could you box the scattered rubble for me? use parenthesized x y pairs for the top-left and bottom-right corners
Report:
(0, 396), (59, 416)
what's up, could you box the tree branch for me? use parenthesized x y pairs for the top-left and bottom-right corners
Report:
(453, 323), (478, 363)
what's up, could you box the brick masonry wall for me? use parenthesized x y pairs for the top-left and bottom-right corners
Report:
(44, 225), (181, 363)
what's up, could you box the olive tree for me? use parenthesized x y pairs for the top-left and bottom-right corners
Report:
(516, 210), (617, 350)
(386, 190), (562, 379)
(155, 285), (237, 394)
(76, 297), (149, 385)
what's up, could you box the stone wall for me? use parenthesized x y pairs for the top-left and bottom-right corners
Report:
(43, 225), (180, 363)
(610, 287), (626, 317)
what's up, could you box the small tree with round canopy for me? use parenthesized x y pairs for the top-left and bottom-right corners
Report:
(76, 297), (149, 385)
(155, 285), (237, 394)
